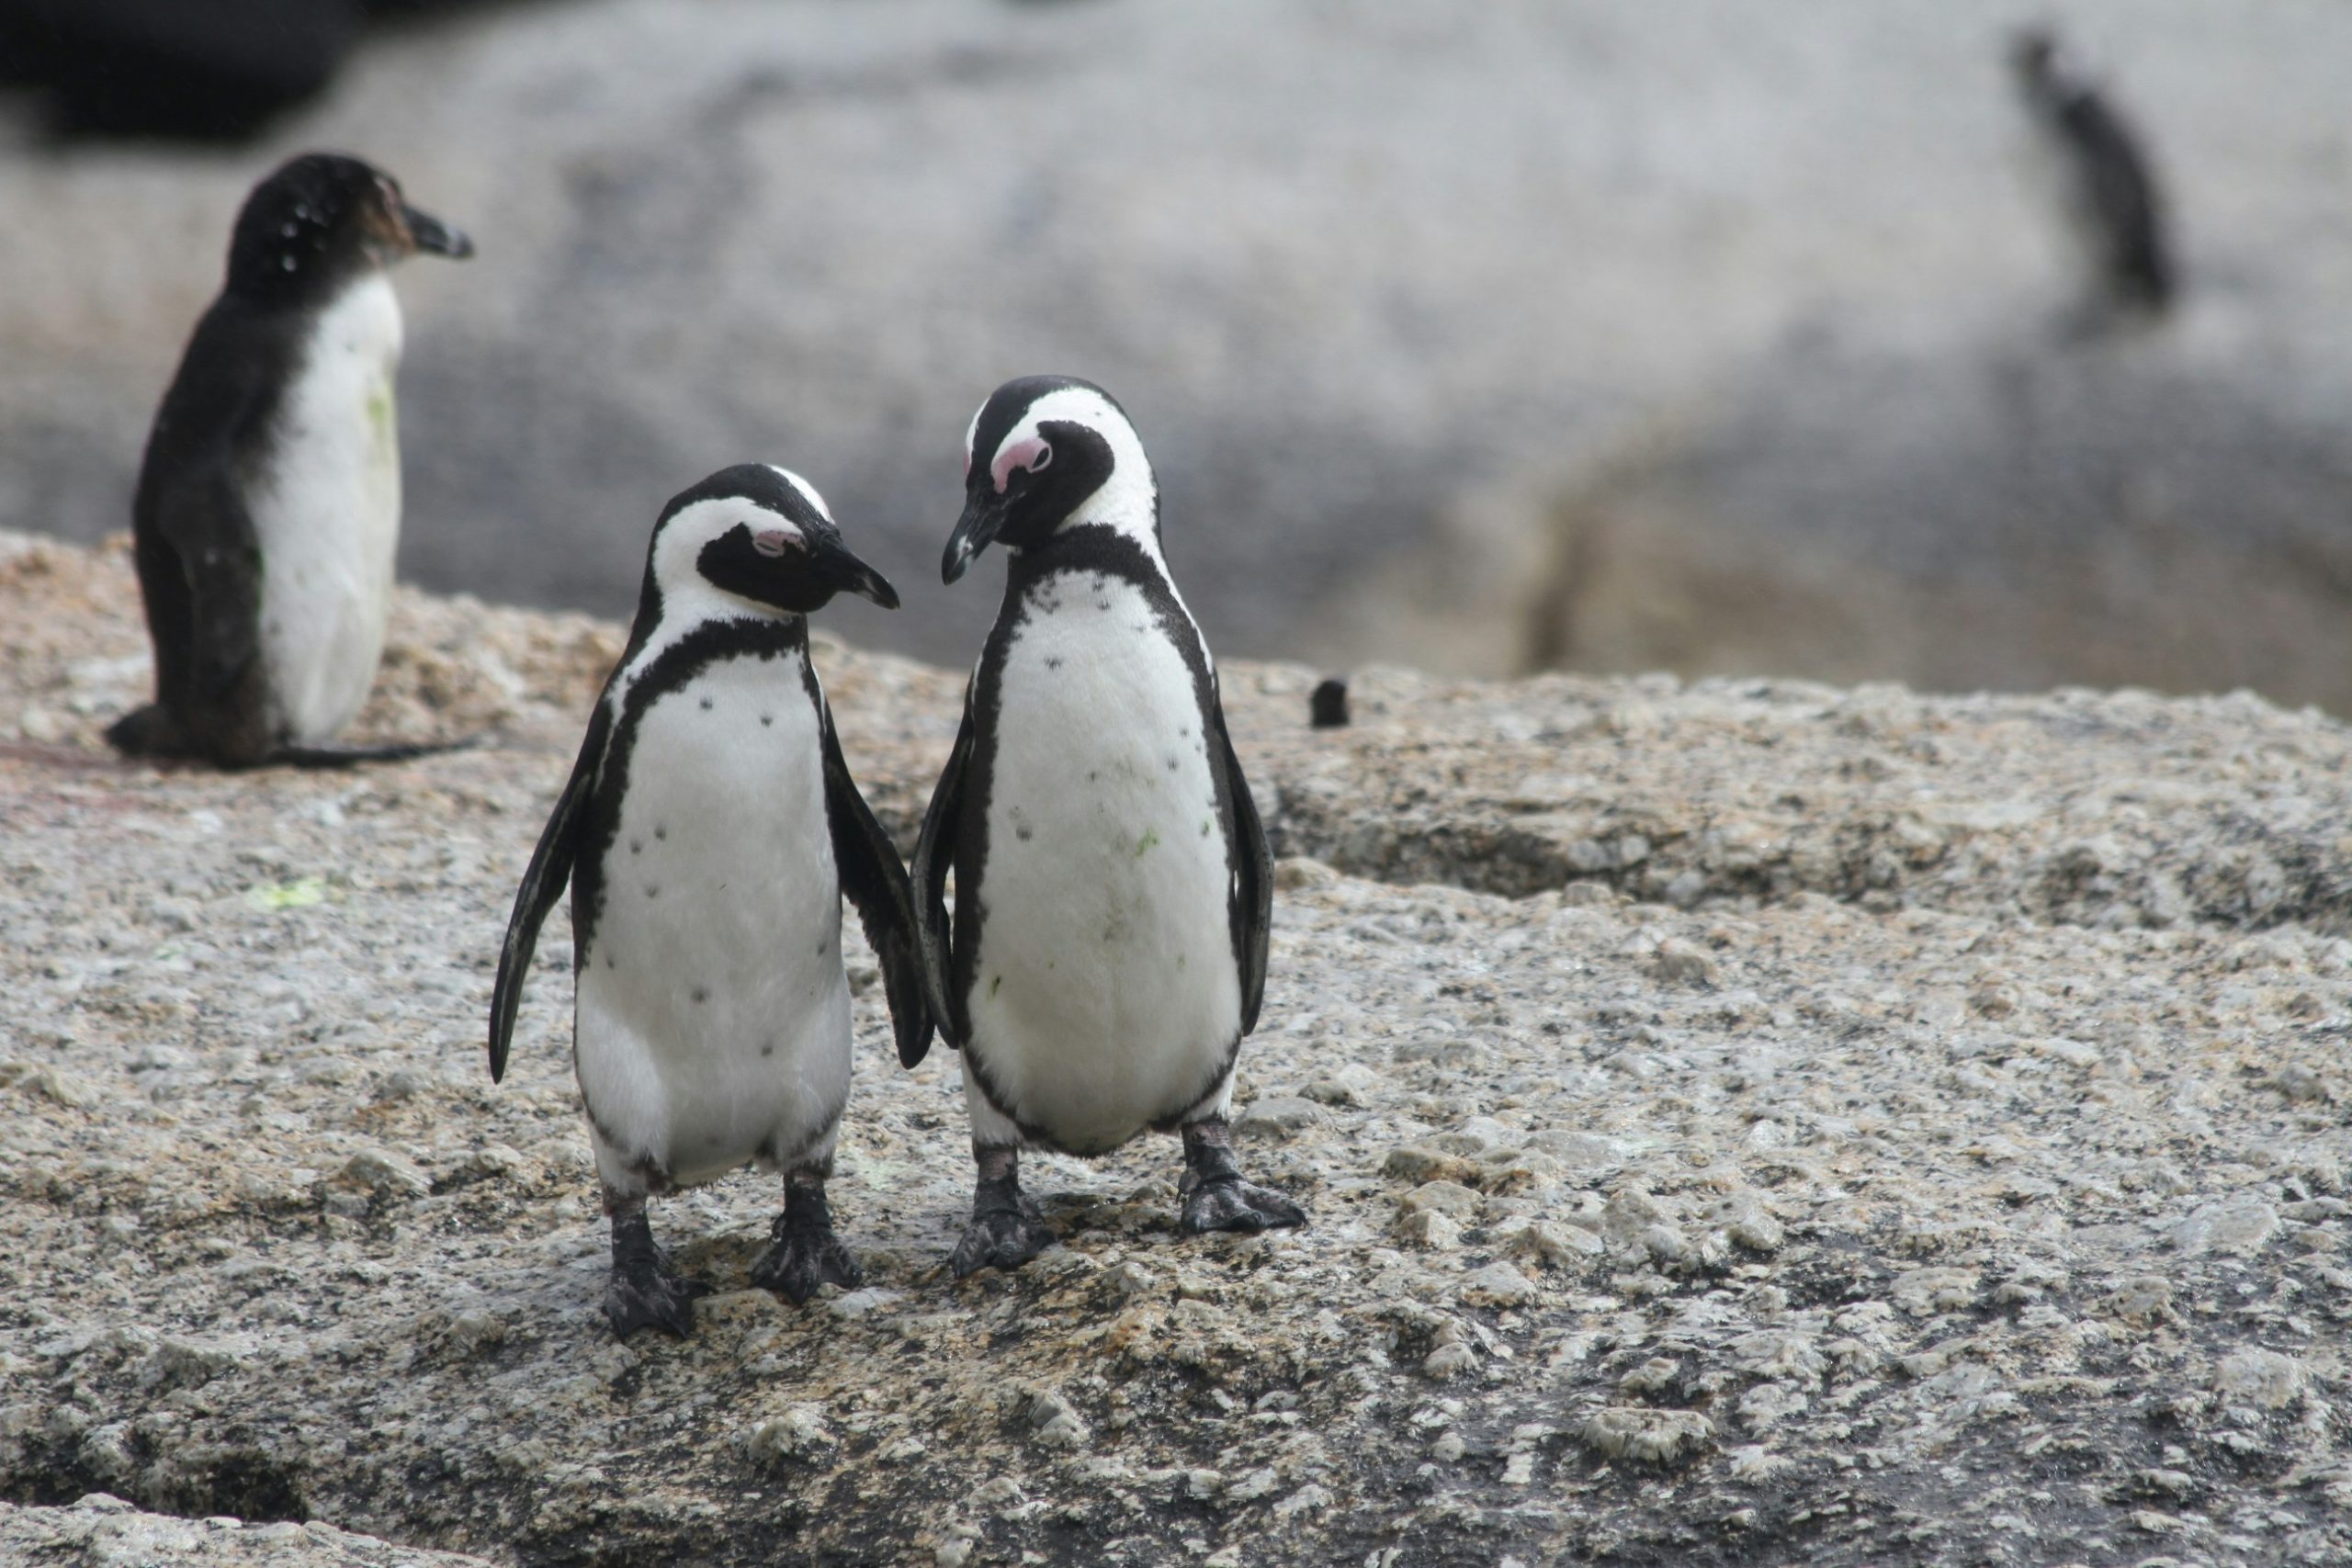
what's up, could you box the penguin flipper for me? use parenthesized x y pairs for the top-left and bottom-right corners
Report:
(488, 705), (609, 1083)
(911, 696), (976, 1048)
(818, 701), (934, 1068)
(1213, 688), (1273, 1035)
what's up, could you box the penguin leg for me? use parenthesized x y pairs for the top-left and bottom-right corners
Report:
(946, 1144), (1057, 1279)
(749, 1165), (861, 1304)
(602, 1191), (700, 1338)
(1178, 1116), (1307, 1235)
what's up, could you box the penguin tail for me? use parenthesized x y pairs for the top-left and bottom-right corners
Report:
(270, 734), (484, 770)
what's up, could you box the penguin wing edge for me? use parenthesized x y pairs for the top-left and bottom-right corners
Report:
(488, 706), (607, 1083)
(149, 465), (266, 710)
(911, 698), (976, 1049)
(1215, 697), (1274, 1035)
(820, 704), (935, 1069)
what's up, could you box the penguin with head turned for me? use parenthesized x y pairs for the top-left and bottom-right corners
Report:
(914, 375), (1306, 1277)
(490, 465), (930, 1337)
(107, 152), (473, 769)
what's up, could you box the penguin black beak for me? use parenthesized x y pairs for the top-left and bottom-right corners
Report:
(818, 534), (900, 611)
(404, 205), (475, 260)
(942, 494), (1009, 585)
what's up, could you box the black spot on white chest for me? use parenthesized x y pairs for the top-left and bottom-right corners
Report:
(596, 660), (833, 935)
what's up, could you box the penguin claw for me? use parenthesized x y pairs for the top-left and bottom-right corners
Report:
(1179, 1175), (1308, 1236)
(749, 1225), (862, 1305)
(604, 1256), (701, 1338)
(947, 1200), (1057, 1279)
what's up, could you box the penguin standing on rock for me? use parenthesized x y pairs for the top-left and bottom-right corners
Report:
(914, 376), (1306, 1278)
(2010, 28), (2173, 324)
(490, 465), (930, 1337)
(107, 152), (473, 768)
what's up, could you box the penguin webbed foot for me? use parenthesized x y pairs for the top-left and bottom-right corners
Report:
(103, 705), (176, 757)
(605, 1205), (704, 1338)
(750, 1179), (861, 1305)
(1178, 1119), (1307, 1236)
(947, 1151), (1057, 1279)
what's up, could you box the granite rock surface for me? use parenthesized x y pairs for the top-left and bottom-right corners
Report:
(1, 533), (2347, 1565)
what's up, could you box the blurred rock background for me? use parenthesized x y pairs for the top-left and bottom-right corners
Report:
(2, 0), (2348, 703)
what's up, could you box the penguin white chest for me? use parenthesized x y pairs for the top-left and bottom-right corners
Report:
(253, 272), (405, 743)
(968, 573), (1239, 1151)
(573, 652), (851, 1189)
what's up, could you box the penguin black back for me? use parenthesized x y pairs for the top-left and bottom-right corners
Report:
(107, 152), (473, 768)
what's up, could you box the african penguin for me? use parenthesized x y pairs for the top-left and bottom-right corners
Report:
(107, 152), (473, 769)
(489, 465), (931, 1337)
(2010, 28), (2173, 325)
(913, 375), (1306, 1278)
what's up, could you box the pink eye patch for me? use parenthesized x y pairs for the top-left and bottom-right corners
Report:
(990, 434), (1053, 494)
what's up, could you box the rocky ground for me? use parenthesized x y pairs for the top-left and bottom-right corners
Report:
(1, 531), (2347, 1566)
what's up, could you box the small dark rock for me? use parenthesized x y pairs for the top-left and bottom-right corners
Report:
(1309, 677), (1350, 729)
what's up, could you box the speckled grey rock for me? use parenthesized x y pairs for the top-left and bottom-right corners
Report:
(2, 535), (2347, 1566)
(0, 1493), (496, 1566)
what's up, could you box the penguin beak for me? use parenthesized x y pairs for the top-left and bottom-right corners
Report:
(816, 533), (900, 611)
(942, 493), (1009, 585)
(403, 205), (475, 260)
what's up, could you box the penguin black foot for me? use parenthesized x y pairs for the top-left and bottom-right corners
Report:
(1179, 1118), (1307, 1236)
(750, 1177), (861, 1304)
(103, 705), (179, 757)
(947, 1148), (1057, 1279)
(605, 1205), (702, 1338)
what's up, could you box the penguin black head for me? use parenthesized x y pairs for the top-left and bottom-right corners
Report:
(225, 152), (473, 304)
(643, 464), (899, 626)
(2009, 27), (2076, 101)
(943, 375), (1159, 584)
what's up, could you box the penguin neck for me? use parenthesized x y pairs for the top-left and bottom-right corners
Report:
(1001, 520), (1208, 671)
(1013, 469), (1167, 579)
(619, 582), (807, 690)
(227, 250), (387, 313)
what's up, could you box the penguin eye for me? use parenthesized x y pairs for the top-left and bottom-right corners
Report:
(1030, 444), (1053, 472)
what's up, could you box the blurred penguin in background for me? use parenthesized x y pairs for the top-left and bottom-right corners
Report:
(2010, 26), (2174, 332)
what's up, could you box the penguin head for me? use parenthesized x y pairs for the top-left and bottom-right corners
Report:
(226, 152), (473, 303)
(645, 464), (899, 624)
(2009, 28), (2067, 94)
(943, 375), (1159, 584)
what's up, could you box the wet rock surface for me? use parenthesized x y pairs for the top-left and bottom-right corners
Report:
(3, 533), (2348, 1565)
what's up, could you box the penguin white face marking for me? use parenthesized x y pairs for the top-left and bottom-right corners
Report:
(988, 389), (1155, 539)
(652, 496), (814, 609)
(628, 464), (899, 664)
(944, 377), (1177, 586)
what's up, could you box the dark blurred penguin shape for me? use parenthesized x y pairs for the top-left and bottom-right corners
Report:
(914, 375), (1306, 1278)
(2010, 28), (2174, 327)
(107, 152), (472, 768)
(490, 465), (930, 1338)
